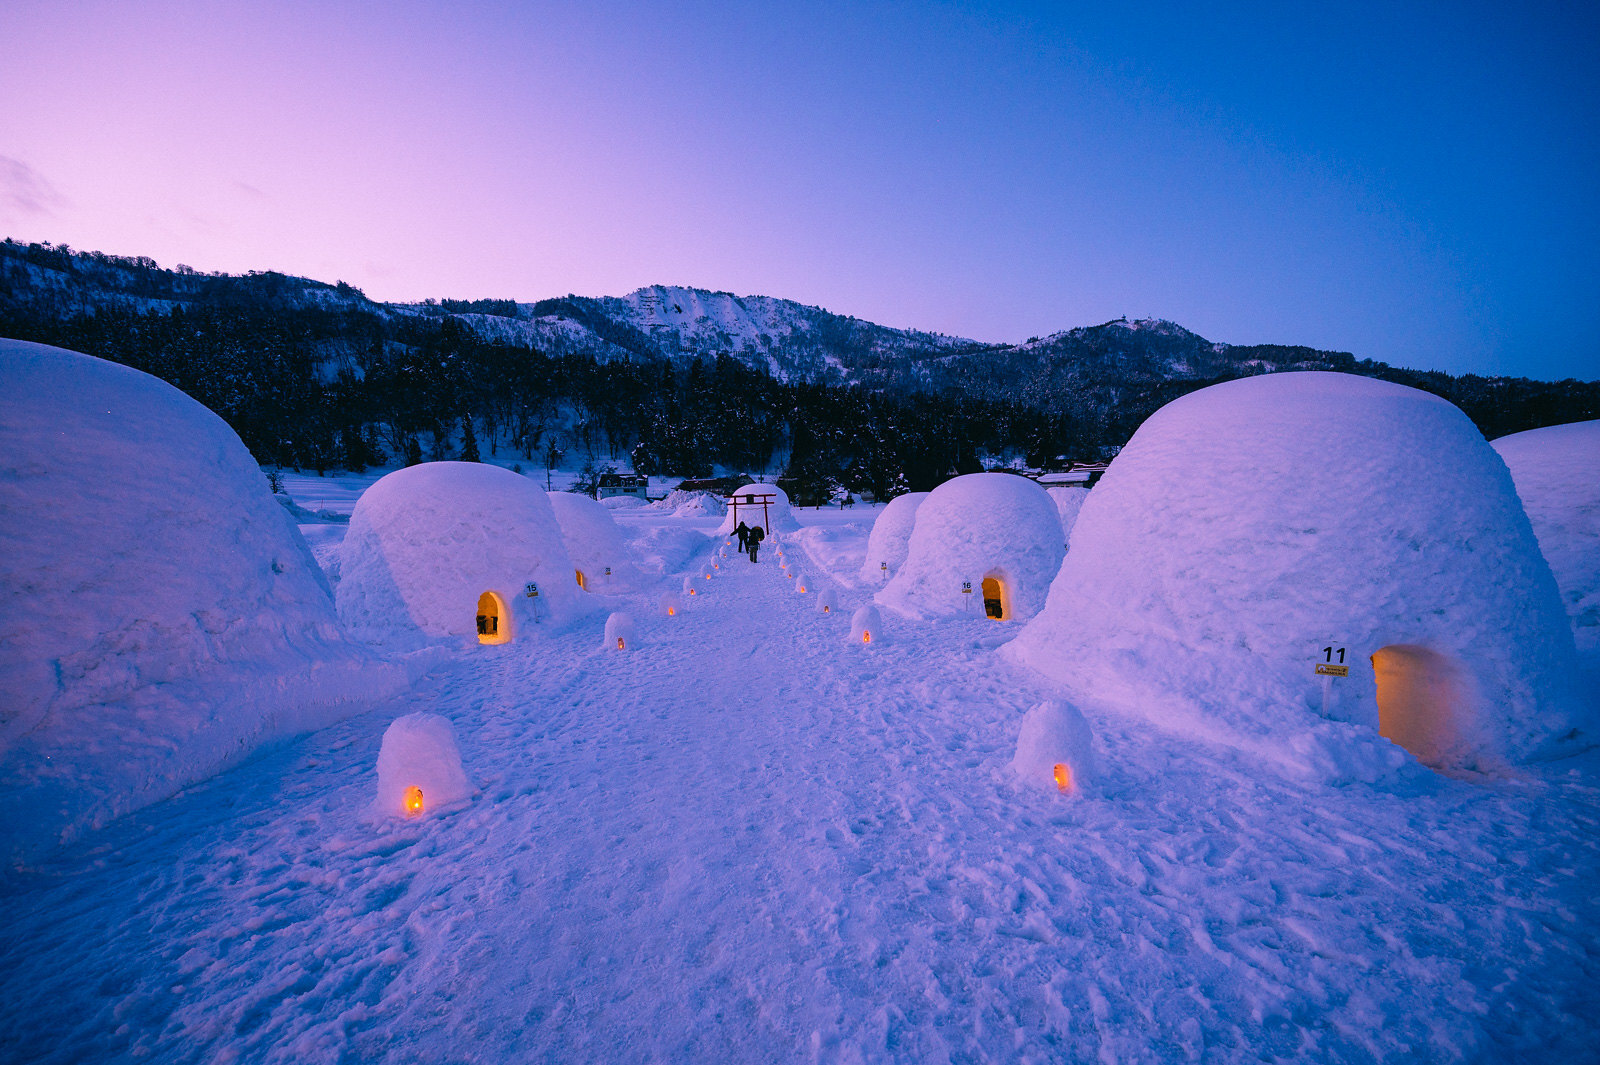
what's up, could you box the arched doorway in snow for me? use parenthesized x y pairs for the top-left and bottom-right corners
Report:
(981, 575), (1009, 620)
(1371, 644), (1469, 767)
(476, 590), (511, 644)
(575, 569), (588, 590)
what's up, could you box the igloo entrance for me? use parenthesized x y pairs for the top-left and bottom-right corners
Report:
(1371, 644), (1468, 767)
(476, 591), (510, 645)
(575, 569), (588, 590)
(982, 575), (1009, 620)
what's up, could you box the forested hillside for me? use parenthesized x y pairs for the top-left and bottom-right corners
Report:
(3, 239), (1595, 493)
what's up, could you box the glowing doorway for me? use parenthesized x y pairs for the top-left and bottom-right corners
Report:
(1371, 644), (1467, 767)
(476, 591), (511, 645)
(981, 575), (1009, 620)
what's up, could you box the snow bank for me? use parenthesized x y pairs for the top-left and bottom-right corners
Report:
(0, 339), (406, 866)
(623, 525), (710, 576)
(1493, 420), (1600, 658)
(1011, 700), (1097, 793)
(337, 462), (594, 648)
(716, 483), (801, 535)
(548, 491), (644, 592)
(373, 712), (473, 819)
(599, 494), (646, 510)
(859, 491), (929, 583)
(877, 474), (1063, 623)
(649, 490), (725, 518)
(1007, 372), (1587, 779)
(1046, 487), (1089, 548)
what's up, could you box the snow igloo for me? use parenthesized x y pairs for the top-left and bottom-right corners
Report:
(1493, 420), (1600, 659)
(859, 491), (929, 584)
(715, 483), (801, 537)
(0, 340), (406, 866)
(337, 462), (593, 648)
(547, 491), (643, 593)
(1006, 372), (1588, 780)
(877, 473), (1064, 623)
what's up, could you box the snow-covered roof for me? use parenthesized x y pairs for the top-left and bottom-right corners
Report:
(1494, 419), (1600, 657)
(1006, 372), (1587, 780)
(0, 339), (405, 865)
(337, 462), (594, 647)
(716, 482), (800, 535)
(876, 473), (1064, 622)
(547, 491), (643, 592)
(859, 491), (929, 582)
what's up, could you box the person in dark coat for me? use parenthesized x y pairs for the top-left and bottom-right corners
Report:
(735, 520), (750, 552)
(748, 523), (765, 563)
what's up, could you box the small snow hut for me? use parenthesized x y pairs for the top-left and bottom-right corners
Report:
(338, 462), (593, 647)
(1006, 372), (1587, 779)
(548, 490), (643, 593)
(877, 473), (1064, 623)
(859, 491), (929, 584)
(716, 483), (801, 537)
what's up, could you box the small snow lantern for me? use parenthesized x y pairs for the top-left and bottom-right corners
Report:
(795, 572), (809, 594)
(660, 592), (681, 617)
(374, 713), (473, 819)
(818, 589), (839, 614)
(605, 612), (636, 651)
(682, 575), (698, 596)
(850, 605), (882, 646)
(1011, 700), (1096, 794)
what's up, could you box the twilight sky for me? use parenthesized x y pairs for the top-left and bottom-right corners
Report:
(2, 0), (1596, 380)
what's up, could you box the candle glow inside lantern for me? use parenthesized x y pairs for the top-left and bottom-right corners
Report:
(660, 592), (681, 617)
(1010, 700), (1096, 796)
(375, 713), (473, 820)
(850, 605), (882, 646)
(604, 611), (636, 651)
(818, 589), (838, 614)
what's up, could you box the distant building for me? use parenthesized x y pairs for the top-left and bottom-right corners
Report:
(1034, 463), (1110, 489)
(597, 472), (649, 499)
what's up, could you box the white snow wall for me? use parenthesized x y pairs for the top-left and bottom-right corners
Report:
(1006, 372), (1587, 779)
(0, 340), (407, 867)
(1493, 420), (1600, 659)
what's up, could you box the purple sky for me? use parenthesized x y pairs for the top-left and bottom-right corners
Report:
(2, 0), (1596, 380)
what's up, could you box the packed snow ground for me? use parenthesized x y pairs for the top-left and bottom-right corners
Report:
(2, 491), (1598, 1064)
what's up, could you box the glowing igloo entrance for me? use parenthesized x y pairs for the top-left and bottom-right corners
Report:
(476, 591), (511, 645)
(1371, 645), (1471, 768)
(981, 575), (1009, 620)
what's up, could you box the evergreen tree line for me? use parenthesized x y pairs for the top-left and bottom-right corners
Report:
(0, 302), (1087, 494)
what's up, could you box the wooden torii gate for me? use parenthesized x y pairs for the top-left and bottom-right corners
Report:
(727, 490), (776, 533)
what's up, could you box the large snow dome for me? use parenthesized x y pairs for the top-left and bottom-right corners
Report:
(1493, 420), (1600, 658)
(548, 491), (644, 593)
(859, 491), (929, 583)
(715, 483), (800, 536)
(0, 340), (406, 865)
(338, 462), (592, 647)
(877, 473), (1064, 623)
(1007, 372), (1587, 780)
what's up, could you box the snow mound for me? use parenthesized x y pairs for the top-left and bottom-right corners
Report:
(648, 490), (725, 518)
(624, 525), (710, 576)
(1011, 700), (1098, 792)
(337, 462), (594, 648)
(1007, 372), (1587, 778)
(548, 491), (643, 592)
(1046, 487), (1090, 547)
(0, 339), (406, 866)
(877, 474), (1064, 623)
(599, 494), (646, 510)
(818, 589), (839, 613)
(604, 612), (636, 650)
(859, 491), (929, 583)
(1494, 420), (1600, 658)
(716, 483), (801, 535)
(850, 605), (884, 645)
(373, 712), (473, 819)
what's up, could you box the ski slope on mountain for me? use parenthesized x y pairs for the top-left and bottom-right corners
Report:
(1, 499), (1596, 1064)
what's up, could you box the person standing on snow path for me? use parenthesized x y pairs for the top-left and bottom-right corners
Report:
(748, 523), (764, 563)
(735, 520), (750, 552)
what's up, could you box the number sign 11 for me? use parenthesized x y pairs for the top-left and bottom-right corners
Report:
(1316, 644), (1350, 678)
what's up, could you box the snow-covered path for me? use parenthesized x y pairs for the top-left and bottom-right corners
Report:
(3, 534), (1598, 1063)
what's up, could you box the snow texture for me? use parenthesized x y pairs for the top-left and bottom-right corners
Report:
(1047, 486), (1090, 547)
(1008, 372), (1588, 779)
(547, 490), (644, 592)
(859, 491), (929, 583)
(1011, 700), (1098, 792)
(0, 339), (405, 866)
(716, 482), (801, 535)
(336, 462), (594, 649)
(1494, 420), (1600, 658)
(373, 712), (473, 819)
(648, 489), (725, 517)
(877, 473), (1064, 623)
